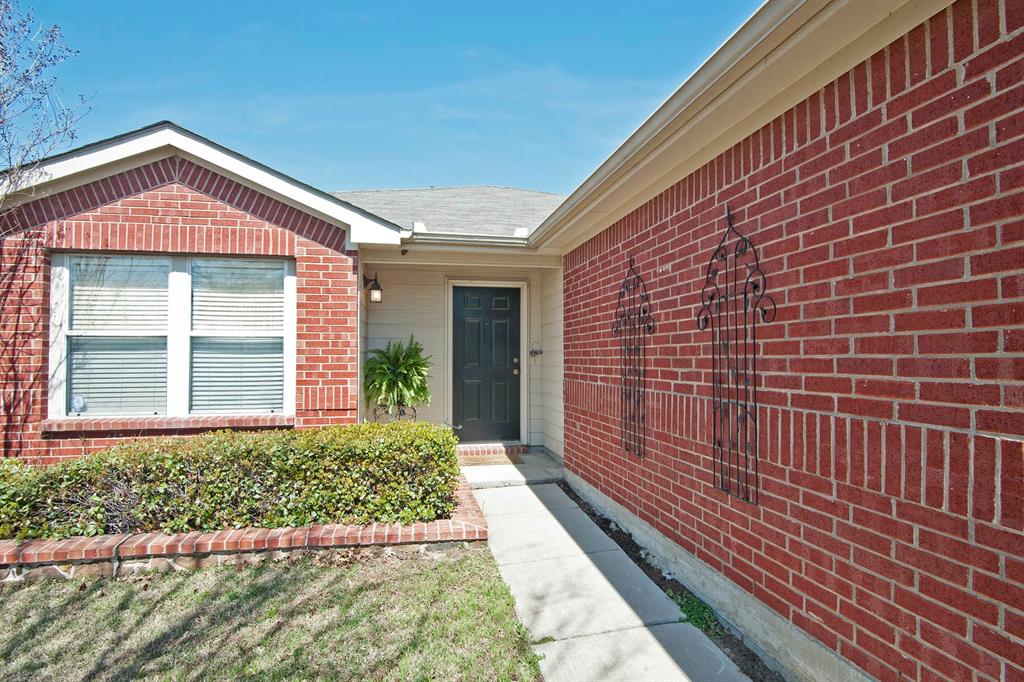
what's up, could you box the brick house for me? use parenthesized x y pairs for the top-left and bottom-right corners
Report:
(1, 0), (1022, 679)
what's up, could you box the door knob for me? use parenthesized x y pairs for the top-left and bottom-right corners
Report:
(513, 369), (520, 375)
(513, 356), (520, 364)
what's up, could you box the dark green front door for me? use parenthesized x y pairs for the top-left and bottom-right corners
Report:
(452, 286), (521, 442)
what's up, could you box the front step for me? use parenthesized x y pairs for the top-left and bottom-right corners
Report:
(460, 449), (565, 489)
(456, 441), (528, 465)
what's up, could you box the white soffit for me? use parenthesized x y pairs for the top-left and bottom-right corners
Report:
(6, 122), (403, 246)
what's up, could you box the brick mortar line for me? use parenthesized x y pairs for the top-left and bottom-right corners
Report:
(564, 453), (1019, 635)
(562, 378), (1023, 440)
(109, 534), (132, 578)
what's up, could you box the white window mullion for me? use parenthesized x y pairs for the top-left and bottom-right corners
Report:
(166, 256), (190, 416)
(48, 254), (69, 419)
(284, 261), (296, 415)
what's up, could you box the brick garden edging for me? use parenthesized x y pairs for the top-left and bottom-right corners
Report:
(0, 476), (486, 582)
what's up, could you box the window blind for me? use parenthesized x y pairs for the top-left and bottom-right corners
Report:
(68, 337), (167, 415)
(70, 255), (169, 332)
(191, 258), (284, 332)
(190, 337), (283, 414)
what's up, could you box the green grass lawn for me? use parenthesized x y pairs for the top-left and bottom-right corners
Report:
(0, 545), (540, 681)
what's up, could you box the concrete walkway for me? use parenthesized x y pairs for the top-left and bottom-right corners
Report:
(473, 481), (748, 682)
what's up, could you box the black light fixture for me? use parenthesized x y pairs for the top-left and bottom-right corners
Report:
(363, 272), (383, 303)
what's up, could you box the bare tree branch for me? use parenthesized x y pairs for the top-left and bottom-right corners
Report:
(0, 0), (86, 237)
(1, 0), (84, 457)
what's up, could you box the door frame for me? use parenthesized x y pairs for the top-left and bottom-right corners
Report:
(445, 278), (529, 443)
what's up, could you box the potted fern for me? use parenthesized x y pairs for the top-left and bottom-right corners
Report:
(363, 336), (432, 421)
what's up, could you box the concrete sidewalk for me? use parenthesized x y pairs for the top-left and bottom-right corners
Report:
(474, 483), (748, 682)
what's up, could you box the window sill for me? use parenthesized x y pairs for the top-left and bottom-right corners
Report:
(41, 414), (295, 434)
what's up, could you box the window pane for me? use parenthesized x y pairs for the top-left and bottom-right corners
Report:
(68, 337), (167, 416)
(191, 258), (284, 332)
(70, 255), (169, 332)
(190, 337), (283, 414)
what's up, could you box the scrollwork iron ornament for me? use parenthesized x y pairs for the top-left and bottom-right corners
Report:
(613, 256), (655, 458)
(696, 207), (776, 503)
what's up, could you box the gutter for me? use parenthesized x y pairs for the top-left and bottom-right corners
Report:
(405, 231), (530, 247)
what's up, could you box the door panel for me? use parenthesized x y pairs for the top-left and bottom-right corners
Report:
(453, 286), (521, 442)
(493, 319), (509, 367)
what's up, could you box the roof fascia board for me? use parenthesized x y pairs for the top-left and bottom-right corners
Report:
(361, 244), (562, 269)
(531, 0), (948, 253)
(6, 123), (403, 246)
(406, 232), (530, 247)
(1, 146), (177, 209)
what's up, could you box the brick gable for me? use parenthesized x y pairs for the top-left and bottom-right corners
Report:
(1, 157), (359, 462)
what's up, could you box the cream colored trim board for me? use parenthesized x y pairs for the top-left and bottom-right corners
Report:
(565, 471), (873, 682)
(531, 0), (952, 253)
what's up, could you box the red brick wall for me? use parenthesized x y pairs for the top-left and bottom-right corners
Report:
(563, 1), (1024, 679)
(0, 156), (360, 462)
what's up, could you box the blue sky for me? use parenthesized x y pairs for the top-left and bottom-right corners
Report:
(42, 0), (760, 195)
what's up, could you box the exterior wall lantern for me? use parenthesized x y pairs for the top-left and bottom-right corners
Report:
(363, 273), (383, 303)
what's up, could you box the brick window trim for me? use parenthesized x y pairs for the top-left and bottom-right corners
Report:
(40, 414), (295, 434)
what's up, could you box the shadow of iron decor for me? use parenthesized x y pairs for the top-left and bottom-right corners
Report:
(696, 208), (776, 503)
(613, 256), (655, 458)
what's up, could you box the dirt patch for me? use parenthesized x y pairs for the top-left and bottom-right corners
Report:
(558, 481), (785, 682)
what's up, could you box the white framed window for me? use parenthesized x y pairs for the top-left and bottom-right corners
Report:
(49, 253), (297, 419)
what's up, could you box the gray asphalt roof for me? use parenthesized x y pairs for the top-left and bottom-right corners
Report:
(332, 186), (565, 238)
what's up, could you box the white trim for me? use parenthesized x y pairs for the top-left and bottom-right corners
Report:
(48, 252), (298, 419)
(283, 260), (297, 416)
(166, 257), (190, 416)
(445, 279), (529, 444)
(360, 244), (562, 269)
(8, 123), (401, 246)
(47, 254), (68, 420)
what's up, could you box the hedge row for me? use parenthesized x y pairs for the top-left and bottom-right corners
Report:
(0, 421), (460, 540)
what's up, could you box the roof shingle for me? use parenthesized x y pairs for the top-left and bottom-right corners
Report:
(332, 186), (565, 238)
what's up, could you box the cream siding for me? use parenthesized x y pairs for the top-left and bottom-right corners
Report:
(540, 267), (564, 457)
(363, 263), (562, 447)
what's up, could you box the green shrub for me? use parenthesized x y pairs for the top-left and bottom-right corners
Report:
(0, 421), (459, 540)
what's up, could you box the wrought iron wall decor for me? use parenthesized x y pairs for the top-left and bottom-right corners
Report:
(695, 207), (776, 504)
(613, 256), (655, 458)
